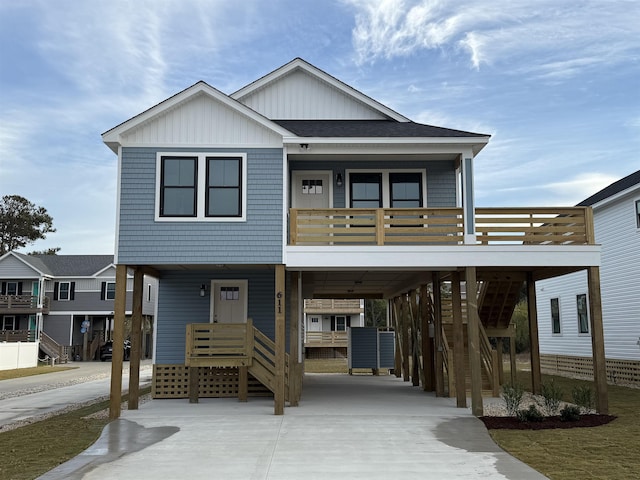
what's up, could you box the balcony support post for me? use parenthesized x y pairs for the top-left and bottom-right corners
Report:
(466, 267), (483, 417)
(274, 264), (286, 415)
(588, 266), (608, 414)
(433, 273), (445, 397)
(109, 264), (127, 420)
(289, 271), (300, 406)
(451, 271), (467, 408)
(527, 272), (542, 395)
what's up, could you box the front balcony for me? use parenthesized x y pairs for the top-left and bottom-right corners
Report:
(0, 295), (50, 314)
(289, 207), (594, 246)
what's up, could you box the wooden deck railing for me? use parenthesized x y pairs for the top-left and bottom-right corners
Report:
(304, 298), (362, 312)
(0, 295), (50, 312)
(185, 321), (289, 400)
(0, 329), (36, 342)
(289, 207), (593, 246)
(304, 331), (348, 347)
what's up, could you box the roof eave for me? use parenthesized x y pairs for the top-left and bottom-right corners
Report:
(101, 82), (292, 152)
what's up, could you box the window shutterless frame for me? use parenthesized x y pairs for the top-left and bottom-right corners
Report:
(155, 152), (247, 222)
(206, 157), (242, 217)
(576, 293), (589, 334)
(159, 156), (198, 217)
(635, 199), (640, 228)
(550, 297), (561, 334)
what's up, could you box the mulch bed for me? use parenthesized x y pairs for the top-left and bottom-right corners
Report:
(480, 414), (617, 430)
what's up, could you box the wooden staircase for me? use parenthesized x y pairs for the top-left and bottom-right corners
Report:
(39, 331), (70, 364)
(478, 279), (523, 329)
(185, 320), (288, 401)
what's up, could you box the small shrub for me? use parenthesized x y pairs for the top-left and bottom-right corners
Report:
(540, 379), (563, 415)
(502, 382), (524, 417)
(572, 385), (594, 413)
(517, 404), (544, 422)
(560, 405), (582, 422)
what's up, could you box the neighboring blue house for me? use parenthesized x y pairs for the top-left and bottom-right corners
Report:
(102, 58), (607, 416)
(536, 169), (640, 384)
(0, 252), (156, 366)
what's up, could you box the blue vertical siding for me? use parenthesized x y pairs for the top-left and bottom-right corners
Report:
(118, 147), (283, 265)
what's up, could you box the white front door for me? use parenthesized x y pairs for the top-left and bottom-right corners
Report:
(292, 172), (331, 209)
(307, 315), (322, 332)
(210, 280), (248, 324)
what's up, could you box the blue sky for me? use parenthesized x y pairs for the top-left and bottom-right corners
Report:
(1, 0), (639, 254)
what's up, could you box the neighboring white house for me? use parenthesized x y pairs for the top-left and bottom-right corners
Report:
(303, 298), (364, 358)
(536, 169), (640, 383)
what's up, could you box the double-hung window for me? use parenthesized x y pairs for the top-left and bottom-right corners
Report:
(348, 171), (425, 209)
(160, 157), (197, 217)
(206, 157), (241, 217)
(58, 282), (71, 301)
(157, 153), (246, 221)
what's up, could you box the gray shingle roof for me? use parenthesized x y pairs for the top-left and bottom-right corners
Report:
(577, 169), (640, 206)
(273, 120), (488, 138)
(15, 253), (114, 276)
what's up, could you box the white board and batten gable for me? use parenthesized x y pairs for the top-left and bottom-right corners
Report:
(102, 83), (291, 152)
(232, 58), (408, 121)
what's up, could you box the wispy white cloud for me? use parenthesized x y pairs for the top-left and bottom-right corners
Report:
(345, 0), (640, 79)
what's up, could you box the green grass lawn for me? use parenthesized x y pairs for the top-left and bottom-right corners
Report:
(0, 389), (149, 480)
(490, 371), (640, 480)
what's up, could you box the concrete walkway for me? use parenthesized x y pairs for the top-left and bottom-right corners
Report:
(40, 373), (547, 480)
(0, 361), (152, 428)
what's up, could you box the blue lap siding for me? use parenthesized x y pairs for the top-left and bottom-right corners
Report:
(117, 147), (283, 265)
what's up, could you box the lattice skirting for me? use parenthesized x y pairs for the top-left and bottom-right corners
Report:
(540, 354), (640, 385)
(152, 364), (272, 399)
(305, 347), (347, 359)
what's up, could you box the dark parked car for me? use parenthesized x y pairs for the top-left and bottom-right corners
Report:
(100, 340), (131, 361)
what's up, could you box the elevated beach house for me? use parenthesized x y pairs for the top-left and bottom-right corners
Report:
(102, 58), (607, 417)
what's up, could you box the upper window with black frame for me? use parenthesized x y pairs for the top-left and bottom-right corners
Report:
(206, 157), (242, 217)
(576, 293), (589, 334)
(350, 173), (382, 208)
(390, 172), (423, 208)
(160, 156), (197, 217)
(635, 200), (640, 228)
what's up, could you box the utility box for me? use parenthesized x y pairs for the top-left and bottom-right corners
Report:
(348, 327), (395, 372)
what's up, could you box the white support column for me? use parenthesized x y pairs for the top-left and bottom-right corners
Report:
(460, 151), (476, 244)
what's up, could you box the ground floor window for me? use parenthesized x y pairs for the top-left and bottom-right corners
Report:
(550, 298), (561, 334)
(577, 294), (589, 334)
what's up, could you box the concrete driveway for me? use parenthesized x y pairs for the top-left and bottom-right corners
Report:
(40, 373), (547, 480)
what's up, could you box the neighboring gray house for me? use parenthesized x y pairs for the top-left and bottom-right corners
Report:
(536, 170), (640, 383)
(102, 58), (607, 416)
(0, 252), (156, 362)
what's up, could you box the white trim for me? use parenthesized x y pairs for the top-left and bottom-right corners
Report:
(286, 245), (601, 269)
(154, 152), (247, 222)
(590, 183), (640, 210)
(115, 145), (122, 263)
(283, 136), (489, 145)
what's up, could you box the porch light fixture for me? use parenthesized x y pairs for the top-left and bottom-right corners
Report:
(336, 173), (343, 187)
(200, 284), (207, 297)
